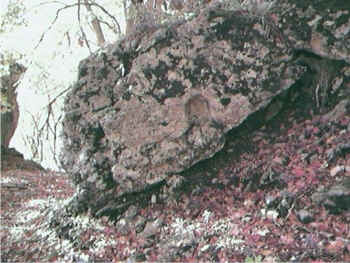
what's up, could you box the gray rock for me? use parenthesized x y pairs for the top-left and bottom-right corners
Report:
(325, 178), (350, 212)
(312, 177), (350, 214)
(330, 165), (345, 177)
(265, 194), (279, 209)
(296, 209), (314, 224)
(140, 218), (164, 239)
(59, 0), (350, 217)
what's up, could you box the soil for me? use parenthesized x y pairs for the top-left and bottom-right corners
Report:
(1, 101), (350, 262)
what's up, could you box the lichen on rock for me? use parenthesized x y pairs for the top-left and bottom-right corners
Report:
(59, 0), (350, 219)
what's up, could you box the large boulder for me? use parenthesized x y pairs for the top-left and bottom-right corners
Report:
(60, 0), (350, 217)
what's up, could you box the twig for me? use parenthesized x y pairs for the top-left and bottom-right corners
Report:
(78, 0), (92, 53)
(34, 3), (78, 49)
(89, 1), (121, 34)
(98, 18), (115, 32)
(34, 1), (121, 50)
(2, 183), (28, 190)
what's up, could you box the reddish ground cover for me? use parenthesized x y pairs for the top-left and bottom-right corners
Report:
(1, 104), (350, 262)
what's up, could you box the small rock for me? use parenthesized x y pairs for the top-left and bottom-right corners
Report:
(266, 210), (279, 220)
(312, 178), (350, 214)
(272, 156), (290, 166)
(327, 143), (350, 163)
(125, 205), (139, 219)
(135, 216), (147, 233)
(260, 167), (284, 188)
(330, 165), (345, 177)
(158, 232), (197, 261)
(326, 178), (350, 213)
(135, 253), (146, 262)
(265, 195), (279, 209)
(296, 209), (314, 224)
(140, 218), (164, 239)
(277, 191), (295, 217)
(151, 194), (157, 204)
(128, 252), (146, 262)
(311, 191), (327, 205)
(322, 99), (349, 123)
(116, 218), (131, 235)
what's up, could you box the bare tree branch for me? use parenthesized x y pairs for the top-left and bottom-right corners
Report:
(78, 0), (92, 53)
(88, 1), (121, 34)
(22, 83), (71, 167)
(32, 1), (68, 8)
(47, 85), (72, 108)
(34, 0), (122, 50)
(97, 18), (114, 32)
(24, 109), (43, 161)
(84, 0), (106, 47)
(34, 3), (77, 49)
(65, 31), (71, 47)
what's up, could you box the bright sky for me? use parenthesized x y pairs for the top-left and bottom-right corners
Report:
(1, 0), (125, 170)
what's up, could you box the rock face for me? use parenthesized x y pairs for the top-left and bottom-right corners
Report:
(1, 63), (26, 149)
(60, 0), (350, 217)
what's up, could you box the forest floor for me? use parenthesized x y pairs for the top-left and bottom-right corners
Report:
(1, 100), (350, 262)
